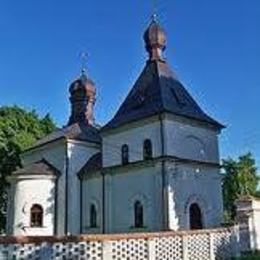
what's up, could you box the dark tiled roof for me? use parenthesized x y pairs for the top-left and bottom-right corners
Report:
(29, 122), (101, 150)
(13, 159), (60, 176)
(78, 153), (102, 177)
(102, 60), (224, 131)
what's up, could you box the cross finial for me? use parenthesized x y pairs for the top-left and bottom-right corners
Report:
(80, 52), (88, 76)
(151, 0), (157, 22)
(152, 13), (157, 22)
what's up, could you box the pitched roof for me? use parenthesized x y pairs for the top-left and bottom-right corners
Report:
(102, 60), (224, 131)
(12, 159), (60, 176)
(28, 122), (101, 151)
(78, 153), (102, 178)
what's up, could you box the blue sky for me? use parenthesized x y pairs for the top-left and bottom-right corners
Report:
(0, 0), (259, 166)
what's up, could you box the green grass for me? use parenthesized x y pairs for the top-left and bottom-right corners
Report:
(233, 251), (260, 260)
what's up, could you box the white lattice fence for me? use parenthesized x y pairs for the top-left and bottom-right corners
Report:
(111, 238), (148, 260)
(187, 233), (211, 260)
(52, 241), (102, 259)
(213, 228), (236, 260)
(154, 235), (183, 260)
(0, 226), (245, 259)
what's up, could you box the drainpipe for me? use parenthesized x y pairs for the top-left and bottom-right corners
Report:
(79, 175), (83, 234)
(64, 141), (69, 235)
(159, 113), (168, 230)
(101, 170), (105, 234)
(54, 176), (59, 235)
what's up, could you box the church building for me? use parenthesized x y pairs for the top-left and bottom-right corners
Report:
(6, 17), (224, 236)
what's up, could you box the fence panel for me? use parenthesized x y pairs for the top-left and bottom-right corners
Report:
(0, 226), (245, 259)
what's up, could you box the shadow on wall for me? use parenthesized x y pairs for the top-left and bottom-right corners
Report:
(15, 182), (56, 234)
(167, 163), (217, 230)
(45, 184), (56, 230)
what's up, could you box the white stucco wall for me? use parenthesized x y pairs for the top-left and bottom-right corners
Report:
(102, 118), (162, 167)
(105, 163), (163, 233)
(67, 140), (100, 235)
(13, 139), (101, 236)
(9, 112), (223, 236)
(21, 140), (66, 235)
(163, 115), (220, 163)
(251, 199), (260, 250)
(82, 174), (103, 234)
(11, 175), (56, 236)
(166, 161), (223, 231)
(102, 114), (220, 167)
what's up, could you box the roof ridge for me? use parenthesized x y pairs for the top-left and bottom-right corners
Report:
(154, 60), (165, 112)
(38, 158), (60, 174)
(12, 158), (60, 176)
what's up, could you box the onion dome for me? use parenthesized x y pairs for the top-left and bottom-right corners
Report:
(144, 15), (167, 61)
(68, 72), (96, 126)
(69, 73), (96, 96)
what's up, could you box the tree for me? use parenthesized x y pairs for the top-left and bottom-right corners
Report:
(255, 190), (260, 198)
(0, 106), (56, 232)
(222, 153), (259, 220)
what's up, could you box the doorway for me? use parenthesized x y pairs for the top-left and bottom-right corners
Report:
(189, 203), (203, 230)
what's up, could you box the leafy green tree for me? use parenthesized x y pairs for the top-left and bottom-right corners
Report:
(222, 153), (259, 220)
(222, 158), (238, 220)
(255, 190), (260, 198)
(0, 106), (56, 232)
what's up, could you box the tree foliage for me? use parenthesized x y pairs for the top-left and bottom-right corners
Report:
(0, 106), (56, 232)
(222, 153), (259, 220)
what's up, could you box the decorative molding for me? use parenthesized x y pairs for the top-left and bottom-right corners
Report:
(103, 156), (219, 174)
(128, 193), (151, 210)
(184, 194), (209, 215)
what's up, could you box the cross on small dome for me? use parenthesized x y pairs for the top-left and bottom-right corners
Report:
(68, 53), (96, 126)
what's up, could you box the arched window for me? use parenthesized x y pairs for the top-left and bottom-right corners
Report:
(121, 144), (129, 165)
(189, 203), (203, 230)
(143, 139), (153, 160)
(90, 204), (97, 228)
(134, 201), (144, 228)
(30, 204), (43, 227)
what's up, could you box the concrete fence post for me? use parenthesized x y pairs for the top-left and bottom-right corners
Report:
(148, 238), (156, 260)
(233, 224), (241, 257)
(102, 240), (113, 260)
(182, 234), (188, 260)
(0, 245), (8, 260)
(209, 232), (215, 260)
(39, 242), (52, 260)
(235, 196), (260, 252)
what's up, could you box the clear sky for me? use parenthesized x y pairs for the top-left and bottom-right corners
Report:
(0, 0), (259, 166)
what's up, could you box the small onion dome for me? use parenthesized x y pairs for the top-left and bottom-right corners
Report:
(69, 73), (96, 96)
(68, 72), (96, 126)
(143, 17), (167, 60)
